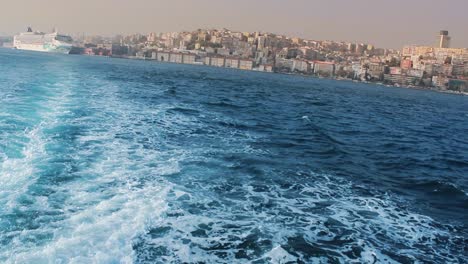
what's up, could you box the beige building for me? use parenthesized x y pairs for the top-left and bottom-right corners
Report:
(182, 54), (196, 64)
(210, 56), (226, 67)
(313, 61), (335, 76)
(239, 59), (254, 70)
(170, 53), (183, 63)
(157, 52), (170, 62)
(292, 59), (311, 73)
(264, 64), (274, 72)
(225, 58), (240, 68)
(367, 63), (385, 78)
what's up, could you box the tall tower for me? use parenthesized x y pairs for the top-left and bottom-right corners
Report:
(437, 30), (451, 48)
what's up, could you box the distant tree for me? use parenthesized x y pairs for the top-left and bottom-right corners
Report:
(210, 43), (223, 49)
(139, 36), (148, 43)
(387, 57), (400, 67)
(336, 66), (347, 78)
(444, 56), (452, 64)
(186, 41), (196, 50)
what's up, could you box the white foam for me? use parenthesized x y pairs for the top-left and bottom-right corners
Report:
(0, 75), (74, 212)
(2, 77), (179, 262)
(138, 173), (461, 263)
(10, 184), (170, 263)
(264, 245), (297, 263)
(0, 127), (44, 209)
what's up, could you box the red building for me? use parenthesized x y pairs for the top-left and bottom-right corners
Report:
(400, 59), (413, 70)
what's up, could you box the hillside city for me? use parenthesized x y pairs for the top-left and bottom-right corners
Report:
(2, 29), (467, 93)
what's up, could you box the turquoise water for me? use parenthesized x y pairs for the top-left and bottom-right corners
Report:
(0, 49), (467, 263)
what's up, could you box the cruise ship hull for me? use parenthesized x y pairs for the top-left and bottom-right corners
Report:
(14, 30), (73, 54)
(15, 43), (72, 54)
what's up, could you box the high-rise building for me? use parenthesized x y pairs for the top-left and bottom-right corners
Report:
(257, 36), (266, 50)
(437, 30), (451, 48)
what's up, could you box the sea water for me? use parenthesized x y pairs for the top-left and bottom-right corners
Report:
(0, 49), (467, 263)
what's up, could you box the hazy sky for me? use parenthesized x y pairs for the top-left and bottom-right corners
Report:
(1, 0), (467, 48)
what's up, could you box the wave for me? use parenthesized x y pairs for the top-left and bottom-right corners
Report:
(131, 172), (466, 263)
(1, 50), (467, 263)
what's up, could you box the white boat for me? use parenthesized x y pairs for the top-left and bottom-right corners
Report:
(13, 27), (73, 54)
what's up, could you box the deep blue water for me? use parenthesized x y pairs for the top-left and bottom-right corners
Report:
(0, 48), (467, 263)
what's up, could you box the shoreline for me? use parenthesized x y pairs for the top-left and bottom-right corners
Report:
(110, 54), (468, 96)
(1, 47), (466, 96)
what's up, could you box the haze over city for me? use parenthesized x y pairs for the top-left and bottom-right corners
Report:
(1, 0), (467, 48)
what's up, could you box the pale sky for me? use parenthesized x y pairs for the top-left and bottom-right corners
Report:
(1, 0), (467, 48)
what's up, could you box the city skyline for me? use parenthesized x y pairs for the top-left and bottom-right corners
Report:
(1, 0), (467, 49)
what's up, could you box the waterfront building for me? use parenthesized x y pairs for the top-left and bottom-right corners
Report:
(157, 52), (170, 62)
(264, 64), (274, 72)
(275, 58), (294, 71)
(210, 56), (226, 67)
(239, 59), (254, 70)
(204, 56), (211, 66)
(292, 59), (311, 73)
(367, 63), (385, 79)
(351, 63), (364, 79)
(84, 48), (94, 55)
(182, 54), (197, 64)
(111, 44), (129, 56)
(225, 58), (240, 68)
(384, 74), (421, 86)
(313, 61), (335, 76)
(135, 51), (146, 59)
(432, 75), (449, 88)
(170, 53), (183, 64)
(448, 79), (468, 92)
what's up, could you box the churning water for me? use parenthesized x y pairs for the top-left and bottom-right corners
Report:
(0, 49), (467, 263)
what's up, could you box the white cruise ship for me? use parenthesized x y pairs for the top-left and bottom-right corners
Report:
(13, 27), (73, 54)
